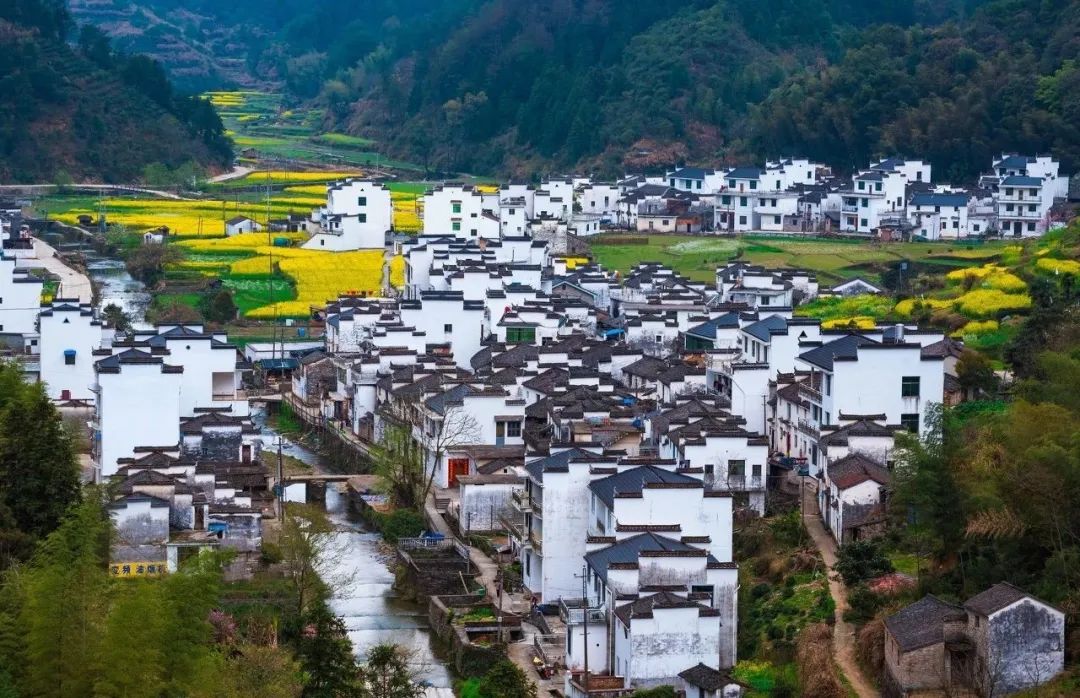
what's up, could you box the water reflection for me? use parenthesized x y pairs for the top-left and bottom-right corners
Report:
(255, 411), (453, 696)
(84, 257), (152, 328)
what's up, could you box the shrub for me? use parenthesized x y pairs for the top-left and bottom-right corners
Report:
(796, 624), (845, 698)
(379, 509), (425, 542)
(260, 541), (283, 565)
(856, 619), (886, 682)
(835, 540), (894, 586)
(843, 584), (887, 625)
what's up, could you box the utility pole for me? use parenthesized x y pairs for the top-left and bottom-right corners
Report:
(581, 565), (589, 693)
(276, 435), (285, 520)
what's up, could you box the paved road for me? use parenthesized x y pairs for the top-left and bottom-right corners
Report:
(209, 166), (253, 183)
(801, 479), (879, 698)
(29, 238), (93, 303)
(0, 183), (188, 200)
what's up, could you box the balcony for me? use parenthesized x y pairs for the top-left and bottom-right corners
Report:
(511, 487), (541, 513)
(798, 383), (822, 402)
(842, 202), (859, 213)
(529, 531), (544, 553)
(559, 598), (607, 625)
(797, 419), (820, 438)
(500, 512), (528, 541)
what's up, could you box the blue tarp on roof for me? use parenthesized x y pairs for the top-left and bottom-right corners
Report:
(257, 358), (299, 371)
(605, 328), (625, 337)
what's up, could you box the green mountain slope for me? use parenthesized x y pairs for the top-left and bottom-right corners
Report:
(73, 0), (1080, 179)
(0, 1), (232, 183)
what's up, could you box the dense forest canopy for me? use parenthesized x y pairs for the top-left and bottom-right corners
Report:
(0, 0), (231, 182)
(71, 0), (1080, 179)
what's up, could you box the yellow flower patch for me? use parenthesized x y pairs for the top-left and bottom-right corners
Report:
(1036, 257), (1080, 275)
(894, 298), (952, 317)
(983, 271), (1026, 292)
(245, 252), (405, 318)
(821, 316), (877, 330)
(954, 289), (1031, 317)
(562, 257), (590, 270)
(179, 233), (308, 253)
(954, 319), (999, 337)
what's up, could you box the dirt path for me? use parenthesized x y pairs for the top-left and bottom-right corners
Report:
(209, 166), (253, 183)
(29, 238), (93, 302)
(801, 479), (879, 698)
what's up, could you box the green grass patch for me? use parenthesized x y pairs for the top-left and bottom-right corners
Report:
(889, 553), (920, 577)
(314, 133), (376, 148)
(221, 275), (297, 315)
(731, 660), (798, 697)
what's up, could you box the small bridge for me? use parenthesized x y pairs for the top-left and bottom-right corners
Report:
(280, 473), (354, 484)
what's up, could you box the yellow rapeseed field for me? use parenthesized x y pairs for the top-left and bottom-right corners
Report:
(1036, 257), (1080, 275)
(179, 232), (309, 253)
(821, 316), (877, 330)
(246, 250), (400, 318)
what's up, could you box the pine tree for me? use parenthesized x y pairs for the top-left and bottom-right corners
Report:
(19, 495), (110, 698)
(94, 581), (168, 698)
(297, 605), (359, 697)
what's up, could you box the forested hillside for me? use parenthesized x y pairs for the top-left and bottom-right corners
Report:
(74, 0), (1080, 179)
(0, 0), (232, 182)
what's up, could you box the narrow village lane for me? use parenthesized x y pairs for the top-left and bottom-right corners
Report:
(801, 479), (879, 698)
(30, 238), (93, 302)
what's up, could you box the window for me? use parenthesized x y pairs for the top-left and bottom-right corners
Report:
(749, 180), (757, 190)
(670, 179), (676, 187)
(953, 221), (959, 229)
(64, 350), (76, 365)
(774, 215), (781, 225)
(935, 206), (941, 213)
(858, 181), (865, 191)
(739, 215), (747, 225)
(1006, 204), (1014, 212)
(506, 326), (536, 343)
(451, 201), (462, 214)
(1028, 222), (1036, 232)
(1004, 188), (1013, 196)
(506, 421), (522, 438)
(901, 413), (920, 433)
(728, 180), (736, 188)
(825, 374), (832, 396)
(752, 463), (762, 477)
(357, 196), (367, 206)
(861, 198), (868, 208)
(901, 376), (920, 397)
(443, 324), (453, 333)
(739, 196), (748, 206)
(721, 195), (731, 205)
(860, 218), (868, 228)
(704, 463), (714, 476)
(357, 213), (367, 223)
(728, 460), (745, 477)
(452, 220), (461, 232)
(875, 182), (882, 192)
(696, 180), (702, 189)
(1028, 204), (1036, 212)
(683, 179), (691, 188)
(1029, 189), (1038, 196)
(509, 208), (516, 215)
(470, 229), (478, 236)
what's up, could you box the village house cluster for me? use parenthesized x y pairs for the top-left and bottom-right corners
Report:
(279, 154), (1076, 256)
(0, 153), (1069, 694)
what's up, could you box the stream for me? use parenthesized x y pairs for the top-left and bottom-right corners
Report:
(253, 410), (454, 697)
(80, 244), (453, 693)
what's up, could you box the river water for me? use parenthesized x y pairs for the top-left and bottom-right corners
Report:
(253, 410), (454, 697)
(84, 256), (153, 329)
(82, 251), (453, 693)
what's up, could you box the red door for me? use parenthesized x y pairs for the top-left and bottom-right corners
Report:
(448, 458), (470, 487)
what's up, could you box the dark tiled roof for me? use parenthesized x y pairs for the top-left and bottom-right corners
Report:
(911, 193), (970, 208)
(584, 532), (711, 583)
(686, 313), (740, 340)
(678, 663), (731, 691)
(964, 582), (1053, 617)
(828, 453), (890, 490)
(613, 590), (715, 625)
(884, 595), (963, 652)
(524, 448), (605, 481)
(588, 465), (700, 509)
(743, 315), (788, 342)
(819, 419), (899, 447)
(726, 166), (763, 180)
(799, 334), (878, 371)
(1001, 175), (1042, 186)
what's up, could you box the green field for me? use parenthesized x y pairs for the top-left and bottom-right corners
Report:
(206, 90), (422, 172)
(589, 234), (1008, 285)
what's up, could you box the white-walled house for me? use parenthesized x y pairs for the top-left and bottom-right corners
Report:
(997, 176), (1052, 238)
(304, 180), (392, 250)
(909, 192), (972, 240)
(225, 216), (259, 236)
(38, 299), (110, 401)
(795, 332), (945, 436)
(93, 349), (183, 480)
(0, 254), (43, 338)
(423, 184), (499, 239)
(818, 452), (891, 543)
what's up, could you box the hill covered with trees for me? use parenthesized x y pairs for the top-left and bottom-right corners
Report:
(70, 0), (1080, 179)
(0, 0), (232, 183)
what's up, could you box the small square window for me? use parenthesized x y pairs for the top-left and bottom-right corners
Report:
(901, 376), (920, 397)
(452, 202), (462, 214)
(358, 213), (367, 223)
(739, 215), (747, 225)
(357, 196), (367, 206)
(506, 421), (521, 438)
(443, 324), (453, 333)
(901, 413), (920, 433)
(452, 221), (461, 232)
